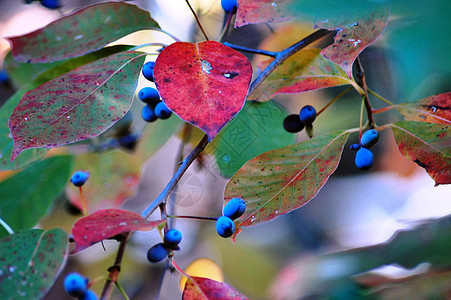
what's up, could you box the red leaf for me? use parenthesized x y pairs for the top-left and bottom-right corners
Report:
(154, 41), (252, 141)
(182, 277), (248, 300)
(225, 130), (350, 239)
(391, 121), (451, 186)
(396, 92), (451, 124)
(314, 6), (390, 79)
(71, 209), (164, 253)
(9, 51), (144, 162)
(235, 0), (295, 28)
(7, 2), (159, 63)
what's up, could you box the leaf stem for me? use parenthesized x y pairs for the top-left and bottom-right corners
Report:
(167, 215), (218, 221)
(372, 106), (395, 114)
(185, 0), (209, 41)
(0, 217), (14, 235)
(248, 29), (335, 97)
(151, 28), (181, 42)
(114, 281), (130, 300)
(359, 96), (365, 138)
(79, 186), (88, 216)
(368, 88), (395, 106)
(218, 10), (234, 43)
(355, 57), (375, 128)
(223, 43), (278, 57)
(141, 134), (209, 219)
(317, 86), (353, 116)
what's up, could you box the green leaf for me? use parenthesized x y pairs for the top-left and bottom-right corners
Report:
(396, 92), (451, 124)
(0, 228), (68, 300)
(9, 51), (145, 161)
(0, 45), (135, 170)
(0, 156), (73, 238)
(391, 121), (450, 185)
(249, 49), (352, 102)
(7, 2), (159, 63)
(208, 100), (295, 178)
(224, 130), (349, 237)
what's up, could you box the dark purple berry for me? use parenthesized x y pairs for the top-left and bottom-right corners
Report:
(164, 229), (182, 250)
(147, 243), (170, 262)
(142, 61), (155, 82)
(223, 198), (246, 220)
(283, 114), (305, 133)
(64, 273), (88, 297)
(40, 0), (61, 9)
(154, 101), (172, 119)
(221, 0), (237, 13)
(70, 171), (89, 187)
(360, 129), (379, 149)
(355, 148), (374, 170)
(299, 105), (317, 125)
(141, 105), (157, 122)
(350, 144), (361, 151)
(216, 216), (235, 238)
(138, 87), (160, 106)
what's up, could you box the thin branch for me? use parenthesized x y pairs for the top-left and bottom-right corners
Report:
(167, 215), (218, 221)
(223, 43), (278, 57)
(248, 29), (335, 97)
(355, 57), (375, 128)
(317, 86), (353, 116)
(368, 88), (395, 106)
(141, 134), (209, 219)
(185, 0), (209, 41)
(218, 10), (234, 43)
(100, 233), (131, 300)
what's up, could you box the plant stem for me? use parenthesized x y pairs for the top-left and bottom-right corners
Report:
(372, 106), (395, 114)
(100, 233), (131, 300)
(167, 215), (218, 221)
(248, 29), (335, 97)
(114, 281), (130, 300)
(79, 186), (88, 216)
(359, 96), (365, 138)
(185, 0), (209, 41)
(141, 134), (209, 219)
(317, 86), (353, 116)
(368, 88), (395, 106)
(355, 57), (375, 128)
(223, 43), (278, 57)
(0, 217), (14, 235)
(218, 10), (234, 43)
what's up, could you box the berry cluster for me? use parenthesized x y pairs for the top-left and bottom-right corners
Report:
(147, 228), (183, 263)
(283, 105), (317, 138)
(350, 129), (380, 170)
(216, 198), (246, 238)
(139, 62), (172, 123)
(64, 273), (97, 300)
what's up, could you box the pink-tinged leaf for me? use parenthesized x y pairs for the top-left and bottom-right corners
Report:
(7, 2), (159, 63)
(225, 130), (350, 238)
(182, 277), (248, 300)
(71, 209), (165, 253)
(391, 121), (451, 186)
(249, 49), (352, 102)
(315, 6), (390, 79)
(154, 41), (253, 141)
(0, 229), (68, 299)
(396, 92), (451, 124)
(235, 0), (295, 27)
(9, 51), (145, 162)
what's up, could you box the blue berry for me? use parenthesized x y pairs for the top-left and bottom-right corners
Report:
(141, 105), (157, 122)
(117, 134), (139, 151)
(70, 171), (90, 187)
(223, 198), (246, 220)
(360, 129), (379, 149)
(283, 114), (305, 133)
(0, 70), (9, 83)
(355, 148), (374, 170)
(138, 87), (160, 106)
(216, 216), (235, 238)
(154, 101), (172, 119)
(142, 61), (155, 82)
(40, 0), (61, 9)
(349, 144), (361, 151)
(221, 0), (237, 13)
(299, 105), (316, 125)
(80, 290), (98, 300)
(147, 243), (170, 262)
(64, 273), (88, 297)
(164, 229), (182, 250)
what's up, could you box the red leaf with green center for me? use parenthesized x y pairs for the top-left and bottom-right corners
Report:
(235, 0), (295, 27)
(7, 2), (159, 63)
(182, 277), (248, 300)
(9, 51), (144, 162)
(71, 209), (165, 253)
(0, 229), (67, 299)
(396, 92), (451, 124)
(249, 49), (353, 102)
(224, 130), (349, 239)
(154, 41), (253, 141)
(314, 5), (390, 79)
(391, 121), (451, 186)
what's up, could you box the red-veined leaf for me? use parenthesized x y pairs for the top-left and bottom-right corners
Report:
(396, 92), (451, 124)
(71, 209), (165, 253)
(7, 2), (159, 63)
(249, 49), (352, 102)
(0, 229), (67, 299)
(391, 121), (451, 186)
(9, 51), (145, 162)
(224, 130), (350, 239)
(235, 0), (295, 27)
(314, 5), (390, 79)
(154, 41), (253, 141)
(182, 277), (248, 300)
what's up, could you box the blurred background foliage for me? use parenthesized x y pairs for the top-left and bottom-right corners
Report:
(0, 0), (450, 299)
